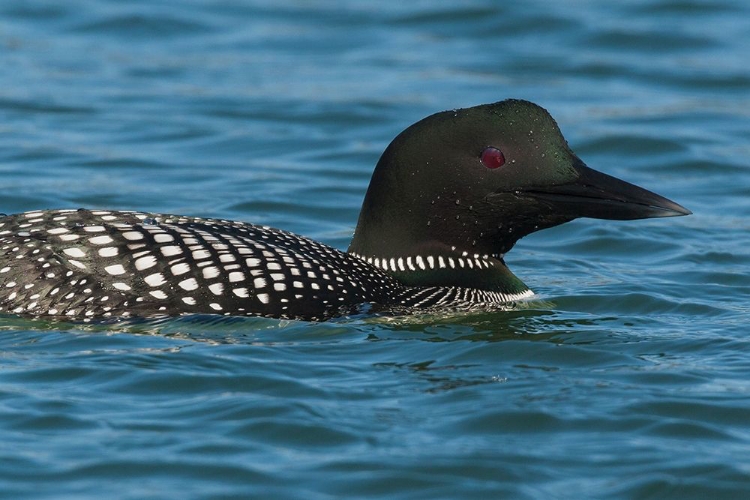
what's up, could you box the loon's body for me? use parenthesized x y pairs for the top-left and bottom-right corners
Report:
(0, 100), (689, 321)
(0, 209), (528, 320)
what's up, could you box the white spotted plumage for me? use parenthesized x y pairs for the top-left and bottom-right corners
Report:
(0, 209), (532, 322)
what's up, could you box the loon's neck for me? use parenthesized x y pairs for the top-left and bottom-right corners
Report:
(347, 242), (530, 297)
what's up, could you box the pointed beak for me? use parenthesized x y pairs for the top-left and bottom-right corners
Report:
(525, 159), (691, 220)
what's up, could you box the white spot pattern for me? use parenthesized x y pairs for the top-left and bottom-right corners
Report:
(105, 264), (126, 275)
(98, 247), (118, 257)
(0, 209), (531, 321)
(63, 248), (86, 258)
(89, 235), (114, 245)
(135, 255), (157, 271)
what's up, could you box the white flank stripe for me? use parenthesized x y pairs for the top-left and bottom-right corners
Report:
(145, 273), (166, 287)
(202, 266), (220, 279)
(98, 247), (118, 257)
(192, 249), (211, 260)
(178, 278), (199, 291)
(122, 231), (143, 241)
(171, 263), (191, 275)
(63, 248), (86, 258)
(228, 272), (245, 282)
(161, 245), (182, 257)
(135, 255), (157, 271)
(154, 233), (174, 243)
(89, 235), (114, 245)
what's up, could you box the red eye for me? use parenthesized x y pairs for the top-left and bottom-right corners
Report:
(481, 147), (505, 169)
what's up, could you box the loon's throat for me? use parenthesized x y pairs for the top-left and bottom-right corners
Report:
(348, 248), (530, 297)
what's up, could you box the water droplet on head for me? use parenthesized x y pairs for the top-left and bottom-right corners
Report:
(455, 215), (460, 220)
(143, 217), (159, 226)
(455, 199), (460, 205)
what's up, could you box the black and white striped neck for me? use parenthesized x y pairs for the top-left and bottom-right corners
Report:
(347, 248), (532, 304)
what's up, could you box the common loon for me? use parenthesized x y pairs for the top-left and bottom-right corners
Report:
(0, 99), (690, 321)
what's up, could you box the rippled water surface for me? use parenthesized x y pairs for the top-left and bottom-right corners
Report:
(1, 1), (749, 498)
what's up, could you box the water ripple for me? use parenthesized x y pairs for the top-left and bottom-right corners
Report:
(0, 0), (749, 498)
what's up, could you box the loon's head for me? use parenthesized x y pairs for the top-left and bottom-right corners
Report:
(348, 99), (690, 294)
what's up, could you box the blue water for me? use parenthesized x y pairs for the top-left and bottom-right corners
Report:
(1, 1), (749, 498)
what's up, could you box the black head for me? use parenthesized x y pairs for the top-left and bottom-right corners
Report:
(348, 99), (690, 292)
